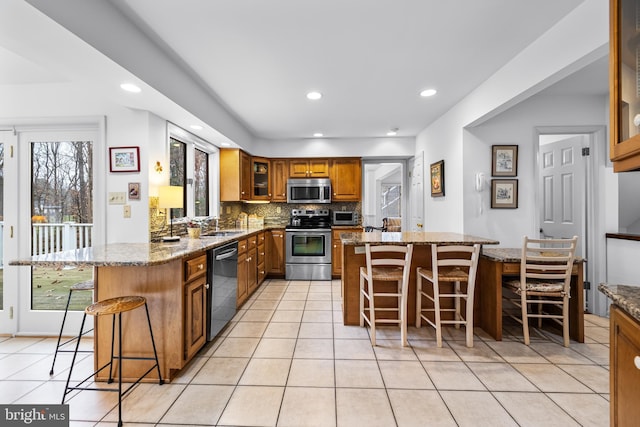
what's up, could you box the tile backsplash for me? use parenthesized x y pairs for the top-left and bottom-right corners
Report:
(219, 202), (361, 228)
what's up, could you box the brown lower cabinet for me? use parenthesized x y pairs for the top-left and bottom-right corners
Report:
(184, 253), (207, 361)
(610, 305), (640, 426)
(331, 227), (362, 277)
(267, 229), (285, 276)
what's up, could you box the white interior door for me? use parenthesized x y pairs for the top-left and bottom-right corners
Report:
(409, 152), (424, 231)
(0, 130), (18, 334)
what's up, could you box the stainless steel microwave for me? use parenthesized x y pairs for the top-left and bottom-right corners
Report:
(287, 178), (331, 204)
(332, 210), (359, 226)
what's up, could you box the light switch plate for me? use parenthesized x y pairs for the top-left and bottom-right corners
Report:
(109, 192), (126, 205)
(123, 205), (131, 218)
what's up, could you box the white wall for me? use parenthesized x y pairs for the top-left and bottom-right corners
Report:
(607, 238), (640, 287)
(464, 94), (608, 247)
(254, 137), (415, 158)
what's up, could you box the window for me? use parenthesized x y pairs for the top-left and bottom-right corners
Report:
(194, 148), (209, 216)
(169, 137), (186, 218)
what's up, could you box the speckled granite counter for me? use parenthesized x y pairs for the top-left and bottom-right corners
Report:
(482, 247), (585, 263)
(340, 231), (498, 246)
(599, 283), (640, 322)
(9, 228), (263, 267)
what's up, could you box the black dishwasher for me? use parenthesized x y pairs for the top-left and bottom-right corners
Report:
(207, 241), (238, 341)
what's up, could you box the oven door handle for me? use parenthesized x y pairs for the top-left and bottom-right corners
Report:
(215, 248), (238, 261)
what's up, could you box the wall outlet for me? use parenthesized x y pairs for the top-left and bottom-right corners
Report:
(226, 206), (231, 214)
(123, 205), (131, 218)
(276, 206), (281, 213)
(108, 192), (126, 205)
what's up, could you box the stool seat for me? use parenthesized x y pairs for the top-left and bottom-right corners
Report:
(70, 280), (95, 291)
(86, 296), (146, 316)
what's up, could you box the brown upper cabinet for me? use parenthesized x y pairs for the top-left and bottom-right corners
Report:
(271, 159), (288, 202)
(610, 0), (640, 172)
(220, 149), (252, 201)
(330, 158), (362, 201)
(289, 159), (330, 178)
(251, 157), (271, 201)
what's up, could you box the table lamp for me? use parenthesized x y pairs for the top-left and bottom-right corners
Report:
(158, 185), (184, 242)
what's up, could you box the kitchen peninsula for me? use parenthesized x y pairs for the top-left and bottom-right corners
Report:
(10, 231), (259, 382)
(339, 231), (499, 329)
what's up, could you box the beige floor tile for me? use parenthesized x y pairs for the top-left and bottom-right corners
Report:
(440, 390), (518, 426)
(370, 325), (402, 341)
(263, 322), (300, 338)
(240, 309), (275, 322)
(282, 292), (308, 301)
(0, 353), (49, 379)
(212, 337), (259, 357)
(302, 310), (333, 323)
(13, 380), (68, 404)
(449, 340), (504, 362)
(568, 342), (610, 366)
(334, 338), (376, 360)
(333, 323), (370, 339)
(160, 384), (233, 425)
(168, 354), (208, 384)
(421, 361), (486, 390)
(307, 292), (331, 301)
(294, 338), (334, 359)
(411, 340), (461, 362)
(299, 322), (334, 338)
(304, 300), (333, 310)
(467, 362), (537, 391)
(250, 299), (280, 310)
(0, 380), (46, 403)
(227, 321), (268, 338)
(335, 360), (384, 388)
(584, 326), (609, 343)
(0, 337), (46, 353)
(512, 364), (592, 393)
(239, 358), (291, 386)
(407, 325), (438, 340)
(191, 357), (249, 384)
(65, 383), (120, 422)
(277, 300), (307, 310)
(257, 291), (285, 301)
(271, 309), (304, 322)
(218, 385), (284, 426)
(379, 360), (434, 389)
(485, 341), (549, 364)
(388, 389), (457, 427)
(287, 359), (335, 387)
(253, 338), (297, 358)
(277, 387), (336, 427)
(309, 283), (332, 293)
(102, 383), (184, 424)
(373, 339), (419, 361)
(494, 391), (579, 427)
(529, 342), (593, 364)
(557, 364), (609, 393)
(547, 393), (610, 427)
(336, 388), (396, 427)
(584, 314), (610, 327)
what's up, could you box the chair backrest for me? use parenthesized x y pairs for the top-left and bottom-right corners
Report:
(430, 244), (481, 291)
(520, 236), (578, 292)
(364, 244), (414, 284)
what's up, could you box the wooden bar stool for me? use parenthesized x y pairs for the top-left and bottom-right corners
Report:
(50, 279), (94, 375)
(63, 296), (163, 427)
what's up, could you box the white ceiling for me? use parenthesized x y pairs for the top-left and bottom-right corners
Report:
(3, 0), (607, 144)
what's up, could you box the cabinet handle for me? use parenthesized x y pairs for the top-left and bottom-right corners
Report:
(635, 356), (640, 370)
(247, 258), (251, 262)
(205, 283), (210, 289)
(198, 264), (204, 270)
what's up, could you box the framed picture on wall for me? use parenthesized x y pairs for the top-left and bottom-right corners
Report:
(430, 160), (445, 197)
(491, 179), (518, 209)
(491, 145), (518, 177)
(128, 182), (141, 200)
(109, 146), (140, 173)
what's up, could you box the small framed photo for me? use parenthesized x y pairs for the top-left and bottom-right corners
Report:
(430, 160), (445, 197)
(491, 179), (518, 209)
(491, 145), (518, 177)
(109, 146), (140, 173)
(128, 182), (141, 200)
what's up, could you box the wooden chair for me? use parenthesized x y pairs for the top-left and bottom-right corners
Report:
(502, 236), (578, 347)
(360, 244), (414, 346)
(416, 244), (481, 347)
(383, 217), (402, 232)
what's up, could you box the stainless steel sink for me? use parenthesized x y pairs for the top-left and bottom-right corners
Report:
(202, 230), (244, 237)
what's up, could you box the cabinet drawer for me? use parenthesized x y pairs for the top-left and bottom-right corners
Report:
(501, 263), (520, 275)
(247, 235), (258, 249)
(238, 239), (248, 254)
(257, 243), (266, 265)
(185, 254), (207, 282)
(258, 262), (266, 284)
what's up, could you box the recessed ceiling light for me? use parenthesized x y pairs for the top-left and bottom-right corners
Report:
(420, 88), (437, 97)
(387, 127), (399, 136)
(120, 83), (141, 93)
(190, 125), (203, 130)
(221, 142), (231, 147)
(306, 91), (322, 100)
(313, 133), (323, 137)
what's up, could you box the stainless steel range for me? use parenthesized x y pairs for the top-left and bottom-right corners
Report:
(285, 209), (332, 281)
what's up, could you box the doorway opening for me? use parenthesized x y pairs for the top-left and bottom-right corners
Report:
(361, 160), (407, 231)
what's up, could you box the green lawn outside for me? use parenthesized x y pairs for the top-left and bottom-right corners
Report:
(32, 266), (93, 311)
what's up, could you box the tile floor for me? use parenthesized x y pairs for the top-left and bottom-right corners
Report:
(0, 279), (610, 426)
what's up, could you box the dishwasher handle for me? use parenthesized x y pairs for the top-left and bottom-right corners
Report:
(215, 248), (238, 261)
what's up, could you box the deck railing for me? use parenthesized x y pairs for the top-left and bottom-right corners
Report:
(0, 222), (93, 267)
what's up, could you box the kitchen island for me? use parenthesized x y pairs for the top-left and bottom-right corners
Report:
(339, 231), (499, 328)
(10, 229), (261, 382)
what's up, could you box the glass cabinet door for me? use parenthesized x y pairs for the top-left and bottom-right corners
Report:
(252, 157), (270, 200)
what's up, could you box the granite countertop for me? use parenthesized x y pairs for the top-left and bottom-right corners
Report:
(598, 283), (640, 322)
(339, 231), (498, 246)
(482, 247), (585, 263)
(9, 228), (265, 267)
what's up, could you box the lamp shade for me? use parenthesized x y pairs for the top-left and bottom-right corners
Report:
(158, 185), (184, 209)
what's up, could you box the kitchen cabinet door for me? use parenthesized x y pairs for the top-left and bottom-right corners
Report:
(330, 158), (362, 201)
(611, 305), (640, 426)
(289, 159), (330, 178)
(267, 229), (285, 276)
(220, 149), (252, 201)
(271, 159), (288, 201)
(332, 227), (361, 276)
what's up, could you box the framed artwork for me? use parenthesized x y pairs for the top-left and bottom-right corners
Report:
(430, 160), (445, 197)
(109, 146), (140, 172)
(491, 179), (518, 209)
(491, 145), (518, 177)
(128, 182), (141, 200)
